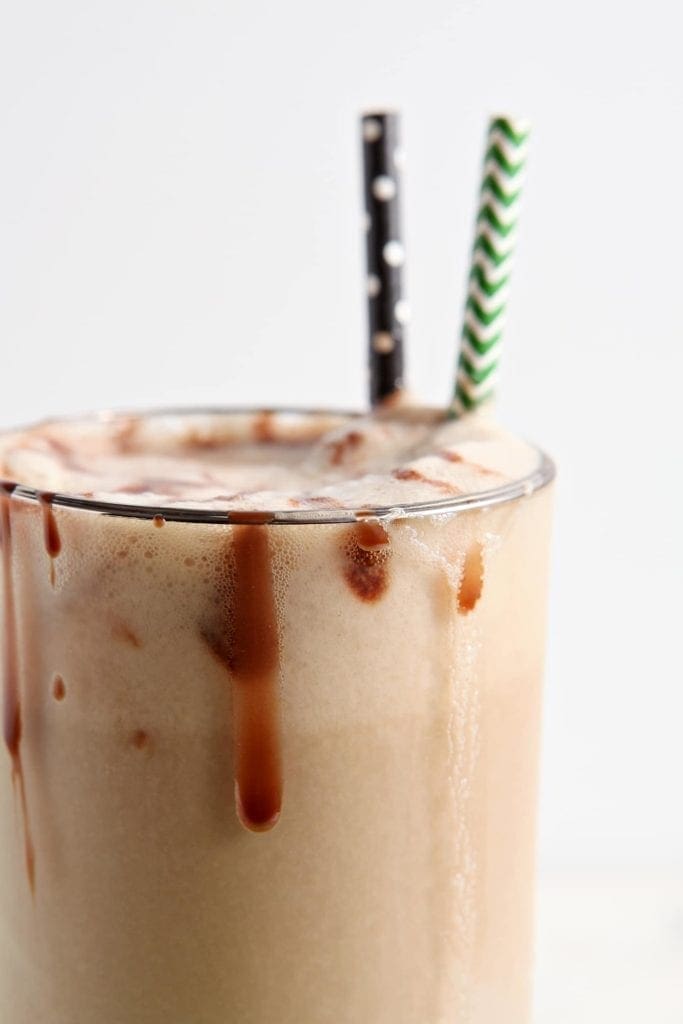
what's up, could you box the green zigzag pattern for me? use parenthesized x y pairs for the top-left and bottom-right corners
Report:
(461, 323), (502, 355)
(481, 173), (522, 207)
(473, 233), (512, 268)
(451, 116), (529, 416)
(466, 295), (505, 326)
(458, 354), (498, 385)
(485, 144), (526, 177)
(478, 204), (517, 238)
(489, 118), (530, 146)
(470, 263), (509, 296)
(453, 381), (494, 412)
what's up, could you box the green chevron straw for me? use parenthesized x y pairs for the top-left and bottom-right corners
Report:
(450, 115), (530, 416)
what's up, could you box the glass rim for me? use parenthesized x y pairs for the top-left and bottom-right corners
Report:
(1, 405), (556, 526)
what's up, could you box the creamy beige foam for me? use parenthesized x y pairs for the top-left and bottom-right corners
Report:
(0, 409), (553, 1024)
(0, 408), (539, 510)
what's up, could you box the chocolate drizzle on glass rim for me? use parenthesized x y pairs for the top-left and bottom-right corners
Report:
(0, 407), (555, 858)
(0, 407), (555, 526)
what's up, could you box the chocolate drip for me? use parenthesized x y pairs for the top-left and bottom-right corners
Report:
(1, 488), (20, 757)
(457, 542), (485, 613)
(230, 527), (282, 830)
(0, 485), (35, 891)
(131, 729), (150, 751)
(112, 620), (143, 648)
(229, 511), (275, 526)
(355, 519), (390, 551)
(38, 492), (61, 586)
(203, 526), (282, 833)
(342, 520), (391, 602)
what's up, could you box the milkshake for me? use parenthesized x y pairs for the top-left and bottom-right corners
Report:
(0, 407), (553, 1024)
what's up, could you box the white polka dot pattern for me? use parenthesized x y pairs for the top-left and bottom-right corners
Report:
(382, 241), (405, 267)
(394, 300), (410, 324)
(361, 111), (407, 405)
(367, 275), (381, 298)
(372, 175), (396, 201)
(372, 331), (395, 353)
(362, 118), (383, 143)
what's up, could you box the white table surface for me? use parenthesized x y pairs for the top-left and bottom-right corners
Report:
(533, 875), (683, 1022)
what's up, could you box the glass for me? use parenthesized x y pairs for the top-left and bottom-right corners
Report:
(0, 408), (554, 1024)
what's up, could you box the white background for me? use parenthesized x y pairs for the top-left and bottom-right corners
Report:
(1, 1), (682, 1016)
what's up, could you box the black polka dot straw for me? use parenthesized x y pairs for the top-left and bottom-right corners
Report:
(361, 111), (408, 406)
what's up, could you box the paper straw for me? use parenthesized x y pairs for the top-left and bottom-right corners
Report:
(361, 111), (408, 406)
(451, 116), (530, 416)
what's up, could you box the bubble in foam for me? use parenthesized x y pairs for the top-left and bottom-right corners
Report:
(268, 527), (302, 653)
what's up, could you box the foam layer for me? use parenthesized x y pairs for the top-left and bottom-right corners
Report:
(0, 409), (539, 511)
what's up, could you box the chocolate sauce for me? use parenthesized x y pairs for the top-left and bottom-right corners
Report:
(230, 511), (275, 526)
(252, 411), (277, 443)
(1, 488), (20, 758)
(355, 520), (390, 550)
(52, 675), (66, 701)
(328, 430), (363, 466)
(438, 450), (499, 477)
(37, 434), (89, 475)
(252, 411), (328, 446)
(0, 485), (35, 892)
(112, 620), (143, 648)
(152, 514), (165, 528)
(113, 416), (141, 453)
(37, 493), (61, 588)
(342, 520), (391, 602)
(202, 525), (282, 833)
(42, 435), (76, 461)
(301, 496), (336, 507)
(182, 431), (225, 450)
(119, 478), (212, 497)
(392, 467), (459, 494)
(131, 729), (150, 750)
(457, 542), (484, 613)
